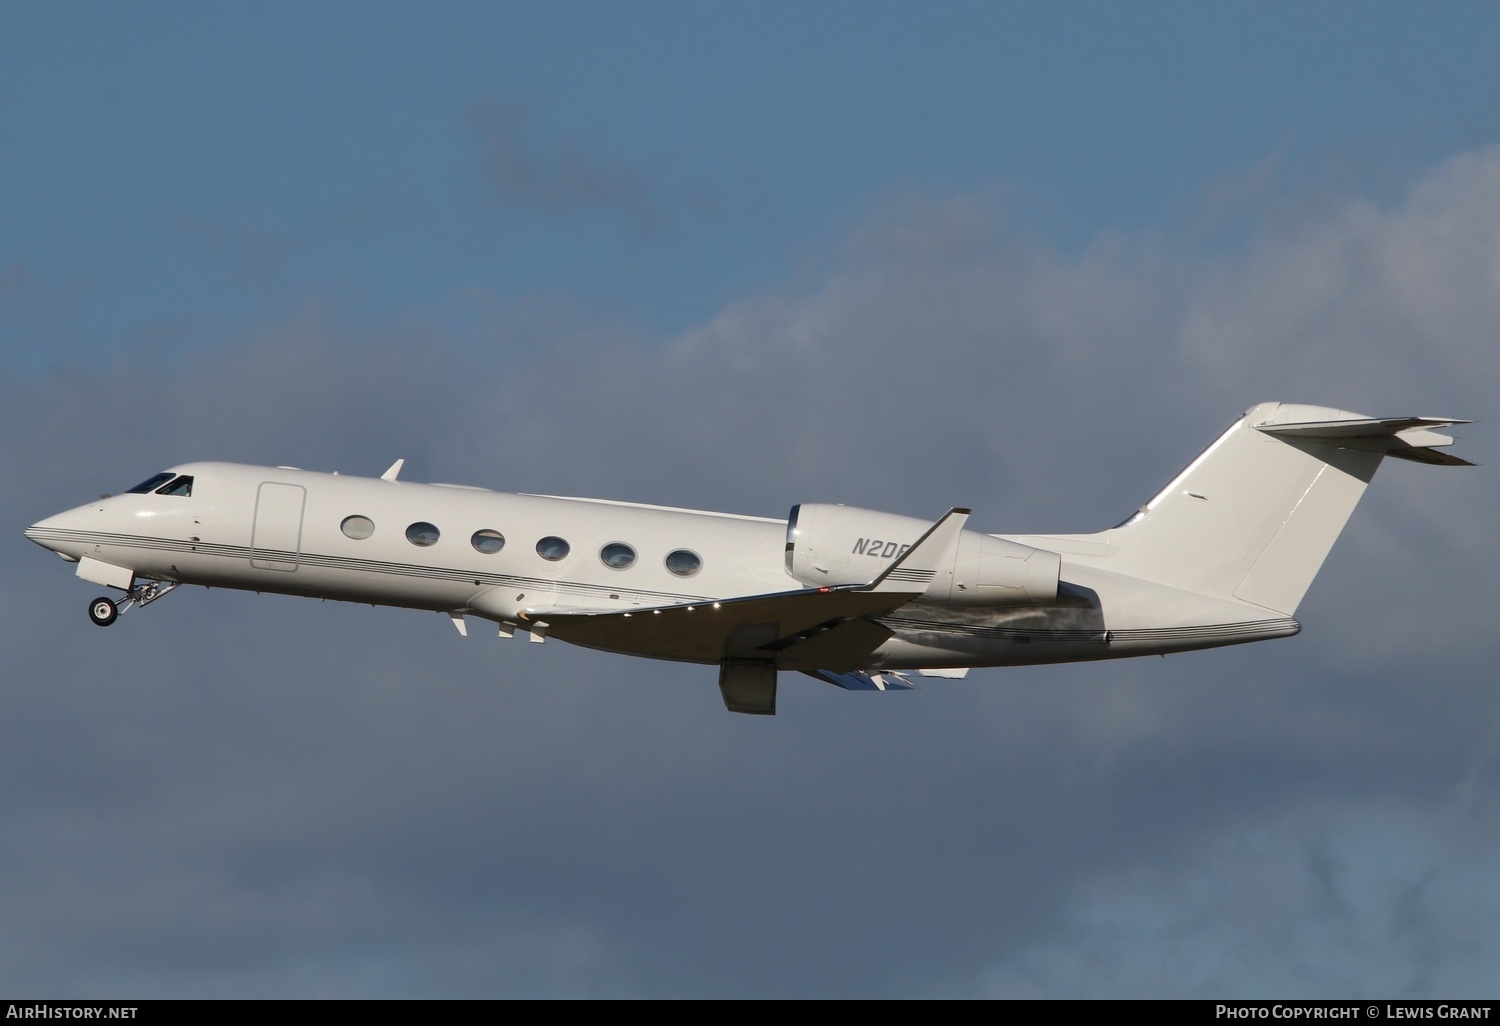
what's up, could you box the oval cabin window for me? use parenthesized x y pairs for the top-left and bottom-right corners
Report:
(600, 542), (636, 569)
(471, 529), (506, 554)
(341, 515), (375, 540)
(665, 549), (702, 577)
(536, 536), (570, 561)
(406, 522), (440, 547)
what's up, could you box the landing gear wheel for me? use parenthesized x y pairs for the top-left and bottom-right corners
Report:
(88, 597), (118, 627)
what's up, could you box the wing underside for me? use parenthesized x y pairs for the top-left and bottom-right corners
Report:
(539, 587), (910, 664)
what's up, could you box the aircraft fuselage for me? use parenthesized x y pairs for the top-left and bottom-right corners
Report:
(24, 459), (1301, 673)
(25, 404), (1470, 712)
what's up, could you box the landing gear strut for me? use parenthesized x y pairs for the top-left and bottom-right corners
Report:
(85, 579), (179, 627)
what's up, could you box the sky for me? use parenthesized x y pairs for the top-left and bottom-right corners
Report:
(3, 2), (1500, 998)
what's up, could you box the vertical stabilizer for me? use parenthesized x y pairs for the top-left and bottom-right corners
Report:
(1065, 403), (1469, 615)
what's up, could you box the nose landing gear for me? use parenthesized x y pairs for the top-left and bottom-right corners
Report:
(88, 597), (118, 626)
(85, 579), (180, 627)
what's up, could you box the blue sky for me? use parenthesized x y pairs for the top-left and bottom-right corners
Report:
(6, 3), (1498, 361)
(4, 2), (1500, 998)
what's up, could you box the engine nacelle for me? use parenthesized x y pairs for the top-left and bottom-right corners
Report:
(785, 503), (1060, 606)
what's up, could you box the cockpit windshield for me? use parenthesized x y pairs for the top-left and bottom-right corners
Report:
(123, 472), (194, 497)
(126, 472), (175, 494)
(156, 475), (193, 497)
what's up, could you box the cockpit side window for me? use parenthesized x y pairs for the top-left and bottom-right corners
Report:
(126, 472), (175, 494)
(155, 475), (194, 497)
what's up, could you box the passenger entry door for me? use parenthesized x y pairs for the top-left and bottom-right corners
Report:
(250, 482), (306, 571)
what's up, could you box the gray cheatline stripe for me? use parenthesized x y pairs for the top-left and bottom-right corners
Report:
(28, 527), (704, 605)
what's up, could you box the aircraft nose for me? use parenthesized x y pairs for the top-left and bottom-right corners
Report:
(26, 512), (66, 549)
(25, 506), (93, 558)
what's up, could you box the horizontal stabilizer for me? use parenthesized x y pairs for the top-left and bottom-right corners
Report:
(802, 668), (915, 692)
(1256, 415), (1469, 437)
(1256, 415), (1474, 466)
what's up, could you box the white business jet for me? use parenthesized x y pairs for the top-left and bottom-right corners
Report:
(26, 402), (1470, 714)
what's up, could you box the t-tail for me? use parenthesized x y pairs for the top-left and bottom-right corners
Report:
(1045, 403), (1472, 616)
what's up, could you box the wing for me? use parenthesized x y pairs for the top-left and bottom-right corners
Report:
(801, 668), (917, 691)
(529, 508), (970, 665)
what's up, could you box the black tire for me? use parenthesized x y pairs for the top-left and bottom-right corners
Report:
(88, 597), (118, 627)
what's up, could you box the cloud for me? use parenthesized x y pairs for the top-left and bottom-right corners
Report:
(964, 803), (1500, 998)
(4, 147), (1499, 996)
(467, 96), (668, 232)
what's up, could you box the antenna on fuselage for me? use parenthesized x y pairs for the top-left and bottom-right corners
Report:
(381, 459), (405, 482)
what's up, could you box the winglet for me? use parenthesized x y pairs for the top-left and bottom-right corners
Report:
(381, 459), (405, 482)
(860, 507), (970, 594)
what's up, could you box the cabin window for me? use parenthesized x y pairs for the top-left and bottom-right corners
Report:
(665, 549), (702, 577)
(600, 542), (636, 569)
(341, 515), (375, 540)
(536, 536), (570, 561)
(406, 522), (441, 547)
(471, 529), (505, 554)
(126, 472), (175, 494)
(155, 475), (194, 497)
